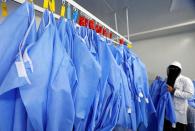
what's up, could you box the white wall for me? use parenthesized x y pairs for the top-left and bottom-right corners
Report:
(133, 30), (195, 81)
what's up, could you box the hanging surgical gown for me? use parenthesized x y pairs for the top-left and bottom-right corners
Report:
(1, 9), (76, 131)
(92, 35), (121, 131)
(45, 13), (76, 131)
(109, 44), (136, 131)
(63, 20), (101, 130)
(0, 2), (36, 131)
(146, 76), (176, 131)
(74, 26), (121, 131)
(123, 47), (155, 129)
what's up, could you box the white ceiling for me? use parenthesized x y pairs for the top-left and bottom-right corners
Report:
(74, 0), (195, 36)
(6, 0), (195, 40)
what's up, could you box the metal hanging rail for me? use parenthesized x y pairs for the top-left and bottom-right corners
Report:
(12, 0), (132, 45)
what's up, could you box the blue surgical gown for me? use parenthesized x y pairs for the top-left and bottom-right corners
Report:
(0, 2), (36, 131)
(109, 44), (136, 130)
(76, 27), (121, 131)
(45, 13), (76, 131)
(64, 21), (101, 130)
(1, 10), (76, 131)
(146, 76), (176, 131)
(93, 35), (121, 131)
(123, 47), (155, 129)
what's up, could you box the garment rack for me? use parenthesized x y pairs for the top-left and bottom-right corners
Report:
(12, 0), (132, 45)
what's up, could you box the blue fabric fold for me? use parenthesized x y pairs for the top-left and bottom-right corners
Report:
(0, 3), (36, 131)
(145, 76), (176, 131)
(188, 81), (195, 108)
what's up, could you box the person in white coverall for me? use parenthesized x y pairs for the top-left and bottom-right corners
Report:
(164, 61), (194, 131)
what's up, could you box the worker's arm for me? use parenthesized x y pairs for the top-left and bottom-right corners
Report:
(174, 79), (194, 99)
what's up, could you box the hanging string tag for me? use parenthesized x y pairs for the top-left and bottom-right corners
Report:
(99, 26), (103, 34)
(60, 5), (65, 17)
(127, 108), (131, 114)
(119, 38), (124, 45)
(95, 24), (100, 33)
(127, 42), (133, 48)
(111, 37), (116, 45)
(78, 16), (86, 26)
(138, 97), (141, 102)
(139, 92), (144, 98)
(89, 19), (95, 30)
(72, 7), (79, 22)
(85, 18), (89, 27)
(145, 98), (149, 104)
(67, 3), (71, 19)
(60, 0), (65, 17)
(43, 0), (49, 9)
(23, 49), (34, 73)
(1, 0), (8, 17)
(109, 32), (113, 39)
(15, 61), (29, 79)
(103, 28), (107, 37)
(28, 0), (33, 3)
(49, 0), (55, 12)
(15, 59), (31, 84)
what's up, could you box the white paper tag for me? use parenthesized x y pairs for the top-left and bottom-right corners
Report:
(15, 61), (27, 78)
(138, 97), (141, 102)
(23, 50), (33, 72)
(23, 51), (28, 62)
(127, 108), (131, 114)
(145, 98), (149, 104)
(15, 61), (31, 84)
(139, 92), (144, 98)
(172, 123), (176, 128)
